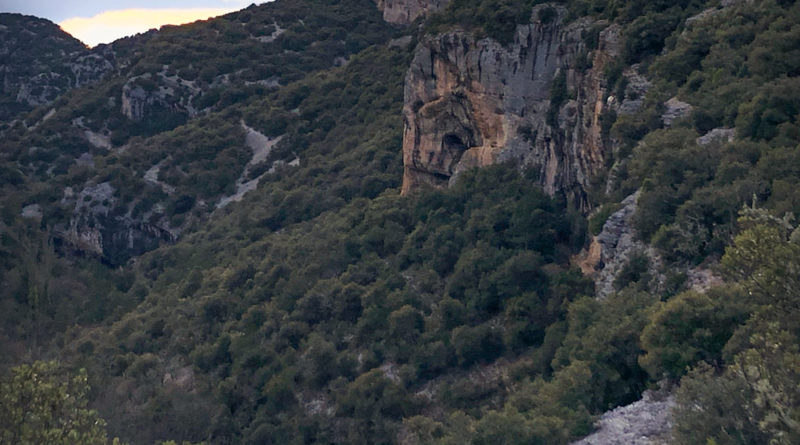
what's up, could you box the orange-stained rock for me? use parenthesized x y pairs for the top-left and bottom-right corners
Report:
(400, 5), (639, 212)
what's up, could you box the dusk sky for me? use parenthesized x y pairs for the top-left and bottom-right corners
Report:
(0, 0), (266, 46)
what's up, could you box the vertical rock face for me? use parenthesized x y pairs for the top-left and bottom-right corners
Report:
(55, 182), (177, 266)
(591, 191), (664, 298)
(401, 5), (626, 211)
(120, 70), (201, 122)
(374, 0), (450, 24)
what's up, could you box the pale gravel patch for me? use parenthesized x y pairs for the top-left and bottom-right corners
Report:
(84, 129), (112, 150)
(571, 391), (675, 445)
(215, 123), (284, 209)
(144, 162), (176, 194)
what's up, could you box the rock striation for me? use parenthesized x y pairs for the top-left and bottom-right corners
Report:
(592, 191), (658, 298)
(374, 0), (450, 24)
(575, 191), (669, 298)
(55, 182), (177, 265)
(400, 5), (638, 211)
(120, 70), (202, 122)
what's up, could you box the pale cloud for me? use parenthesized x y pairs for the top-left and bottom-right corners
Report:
(59, 8), (237, 47)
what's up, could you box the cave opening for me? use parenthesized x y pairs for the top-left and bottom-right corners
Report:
(443, 133), (467, 153)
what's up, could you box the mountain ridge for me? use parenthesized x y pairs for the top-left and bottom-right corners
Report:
(0, 13), (114, 121)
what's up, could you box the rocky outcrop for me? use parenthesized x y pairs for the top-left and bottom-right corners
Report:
(686, 0), (755, 27)
(70, 50), (115, 87)
(593, 192), (647, 297)
(374, 0), (450, 24)
(401, 5), (638, 210)
(121, 70), (201, 121)
(576, 191), (665, 298)
(162, 366), (195, 391)
(570, 390), (675, 445)
(661, 97), (692, 127)
(696, 127), (735, 146)
(120, 84), (151, 121)
(55, 182), (177, 265)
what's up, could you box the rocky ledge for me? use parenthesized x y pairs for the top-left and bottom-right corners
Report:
(571, 390), (675, 445)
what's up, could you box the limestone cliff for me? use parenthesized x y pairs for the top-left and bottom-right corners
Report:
(53, 182), (177, 265)
(374, 0), (450, 24)
(120, 70), (200, 122)
(401, 5), (639, 211)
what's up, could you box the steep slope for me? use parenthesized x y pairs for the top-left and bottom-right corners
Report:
(0, 14), (114, 122)
(1, 0), (399, 266)
(65, 44), (419, 443)
(1, 0), (799, 444)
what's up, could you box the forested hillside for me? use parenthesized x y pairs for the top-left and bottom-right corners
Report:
(1, 0), (799, 444)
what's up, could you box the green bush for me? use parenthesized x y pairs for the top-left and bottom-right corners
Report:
(639, 287), (750, 380)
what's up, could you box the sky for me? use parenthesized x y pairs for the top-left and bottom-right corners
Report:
(0, 0), (263, 46)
